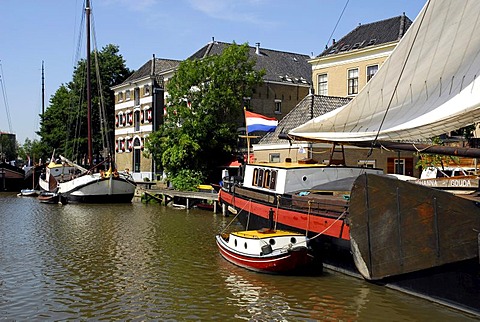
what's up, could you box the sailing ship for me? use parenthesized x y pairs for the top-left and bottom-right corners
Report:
(220, 0), (480, 314)
(38, 0), (136, 204)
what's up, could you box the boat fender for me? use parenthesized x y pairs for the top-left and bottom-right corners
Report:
(261, 244), (273, 255)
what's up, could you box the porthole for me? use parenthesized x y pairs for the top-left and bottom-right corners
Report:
(234, 239), (237, 247)
(290, 237), (297, 244)
(269, 239), (276, 245)
(302, 175), (307, 182)
(244, 242), (248, 249)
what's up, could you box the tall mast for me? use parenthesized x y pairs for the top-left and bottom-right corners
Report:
(41, 61), (45, 116)
(86, 0), (93, 166)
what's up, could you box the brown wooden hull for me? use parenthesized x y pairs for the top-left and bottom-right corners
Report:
(349, 173), (480, 280)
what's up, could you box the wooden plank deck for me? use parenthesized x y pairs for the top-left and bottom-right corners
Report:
(137, 186), (219, 212)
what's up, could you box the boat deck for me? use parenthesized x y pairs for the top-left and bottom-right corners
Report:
(232, 229), (304, 239)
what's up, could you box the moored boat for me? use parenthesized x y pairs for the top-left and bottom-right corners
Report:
(37, 191), (60, 204)
(17, 188), (40, 197)
(216, 228), (316, 274)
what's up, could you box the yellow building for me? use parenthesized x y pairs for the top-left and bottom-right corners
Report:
(254, 14), (420, 177)
(310, 14), (412, 97)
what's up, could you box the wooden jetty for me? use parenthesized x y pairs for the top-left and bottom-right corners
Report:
(138, 186), (219, 212)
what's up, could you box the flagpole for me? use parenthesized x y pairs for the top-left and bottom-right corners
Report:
(244, 107), (250, 164)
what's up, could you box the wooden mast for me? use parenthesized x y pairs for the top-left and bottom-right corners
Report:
(86, 0), (93, 166)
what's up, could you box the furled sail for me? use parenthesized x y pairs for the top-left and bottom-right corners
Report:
(290, 0), (480, 144)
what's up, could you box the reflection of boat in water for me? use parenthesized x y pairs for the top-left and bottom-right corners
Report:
(222, 0), (480, 314)
(216, 228), (316, 274)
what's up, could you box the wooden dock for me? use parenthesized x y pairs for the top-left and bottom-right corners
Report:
(137, 186), (219, 212)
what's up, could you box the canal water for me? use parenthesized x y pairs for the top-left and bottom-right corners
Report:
(0, 192), (477, 321)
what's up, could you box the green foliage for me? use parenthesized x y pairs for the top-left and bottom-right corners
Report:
(17, 138), (46, 163)
(169, 169), (204, 191)
(37, 44), (132, 162)
(145, 43), (264, 190)
(415, 137), (460, 169)
(0, 134), (17, 161)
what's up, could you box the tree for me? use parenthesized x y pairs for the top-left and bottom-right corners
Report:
(37, 44), (132, 163)
(145, 43), (265, 190)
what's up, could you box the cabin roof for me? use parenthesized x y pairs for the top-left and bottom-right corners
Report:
(188, 41), (312, 84)
(258, 95), (352, 145)
(319, 14), (413, 57)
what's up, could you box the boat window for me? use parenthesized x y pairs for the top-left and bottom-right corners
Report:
(258, 169), (264, 187)
(244, 242), (248, 249)
(263, 170), (271, 189)
(270, 171), (277, 190)
(252, 168), (259, 186)
(290, 237), (297, 244)
(234, 239), (237, 247)
(269, 239), (276, 245)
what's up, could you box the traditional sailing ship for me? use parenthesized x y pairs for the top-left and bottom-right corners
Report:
(38, 0), (136, 204)
(220, 0), (480, 313)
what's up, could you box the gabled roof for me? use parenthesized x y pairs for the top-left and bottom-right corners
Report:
(123, 58), (181, 84)
(258, 95), (352, 145)
(188, 41), (312, 85)
(319, 14), (412, 57)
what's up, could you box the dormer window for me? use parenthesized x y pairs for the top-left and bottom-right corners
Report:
(366, 39), (376, 46)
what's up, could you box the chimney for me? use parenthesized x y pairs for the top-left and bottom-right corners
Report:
(255, 42), (261, 55)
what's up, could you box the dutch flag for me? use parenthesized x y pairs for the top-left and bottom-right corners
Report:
(245, 110), (278, 133)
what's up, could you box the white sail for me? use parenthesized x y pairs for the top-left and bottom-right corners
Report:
(290, 0), (480, 143)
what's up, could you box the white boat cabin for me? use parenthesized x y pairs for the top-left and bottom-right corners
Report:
(242, 162), (383, 194)
(227, 230), (308, 256)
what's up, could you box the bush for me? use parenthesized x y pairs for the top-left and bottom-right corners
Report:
(169, 169), (204, 191)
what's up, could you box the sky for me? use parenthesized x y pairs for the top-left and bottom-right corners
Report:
(0, 0), (426, 144)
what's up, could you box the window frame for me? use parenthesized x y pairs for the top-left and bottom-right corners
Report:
(317, 73), (328, 96)
(347, 68), (359, 95)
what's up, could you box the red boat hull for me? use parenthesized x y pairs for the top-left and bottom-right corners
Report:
(219, 189), (350, 240)
(215, 235), (313, 274)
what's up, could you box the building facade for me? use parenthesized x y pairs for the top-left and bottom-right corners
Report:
(111, 58), (180, 181)
(310, 14), (412, 97)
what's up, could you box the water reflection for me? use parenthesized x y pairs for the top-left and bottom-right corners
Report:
(0, 193), (477, 321)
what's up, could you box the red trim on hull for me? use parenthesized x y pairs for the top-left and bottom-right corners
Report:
(219, 189), (349, 240)
(216, 237), (312, 273)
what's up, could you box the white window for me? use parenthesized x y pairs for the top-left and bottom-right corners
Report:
(269, 153), (280, 163)
(144, 85), (150, 96)
(118, 92), (124, 102)
(318, 74), (328, 96)
(394, 159), (405, 175)
(125, 90), (131, 100)
(134, 87), (140, 106)
(367, 65), (378, 82)
(358, 159), (376, 168)
(274, 99), (282, 114)
(348, 68), (359, 95)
